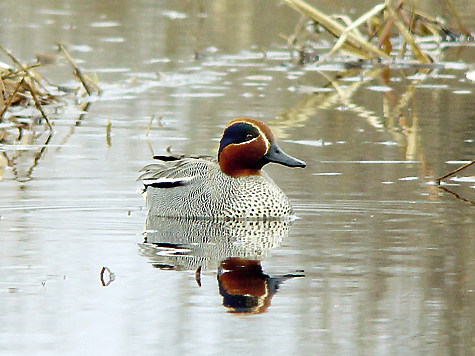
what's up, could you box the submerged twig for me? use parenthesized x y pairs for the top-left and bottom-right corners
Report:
(437, 185), (475, 205)
(436, 159), (475, 205)
(436, 159), (475, 184)
(106, 116), (112, 148)
(195, 266), (202, 287)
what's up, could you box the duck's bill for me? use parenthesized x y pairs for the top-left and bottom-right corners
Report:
(263, 142), (306, 168)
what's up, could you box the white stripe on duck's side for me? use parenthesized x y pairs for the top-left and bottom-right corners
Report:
(143, 176), (195, 189)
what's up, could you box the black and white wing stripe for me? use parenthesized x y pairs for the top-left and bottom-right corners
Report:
(138, 155), (215, 192)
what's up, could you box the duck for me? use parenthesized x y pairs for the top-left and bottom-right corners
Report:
(139, 118), (306, 220)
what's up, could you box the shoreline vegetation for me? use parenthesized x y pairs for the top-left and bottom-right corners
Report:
(282, 0), (471, 65)
(0, 43), (99, 181)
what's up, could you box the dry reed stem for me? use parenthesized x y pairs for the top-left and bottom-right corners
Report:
(436, 159), (475, 184)
(284, 0), (469, 63)
(326, 3), (386, 59)
(377, 18), (395, 53)
(385, 6), (432, 63)
(443, 0), (471, 36)
(0, 76), (26, 120)
(24, 81), (52, 130)
(0, 76), (4, 111)
(145, 114), (155, 137)
(0, 44), (50, 94)
(58, 43), (99, 96)
(106, 116), (112, 148)
(333, 15), (365, 38)
(436, 159), (475, 205)
(283, 0), (391, 60)
(1, 64), (41, 80)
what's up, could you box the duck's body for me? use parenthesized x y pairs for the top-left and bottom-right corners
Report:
(141, 156), (293, 219)
(140, 119), (305, 220)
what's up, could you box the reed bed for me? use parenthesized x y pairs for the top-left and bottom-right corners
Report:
(282, 0), (471, 64)
(0, 44), (99, 181)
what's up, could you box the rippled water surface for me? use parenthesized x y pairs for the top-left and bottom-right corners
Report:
(1, 1), (475, 355)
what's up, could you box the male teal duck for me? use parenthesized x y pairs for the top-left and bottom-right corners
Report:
(139, 118), (306, 219)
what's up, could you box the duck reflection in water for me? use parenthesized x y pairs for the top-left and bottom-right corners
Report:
(218, 257), (303, 314)
(139, 217), (303, 313)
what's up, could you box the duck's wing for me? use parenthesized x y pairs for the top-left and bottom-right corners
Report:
(139, 155), (216, 189)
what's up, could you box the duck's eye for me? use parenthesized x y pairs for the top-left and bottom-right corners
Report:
(245, 133), (255, 141)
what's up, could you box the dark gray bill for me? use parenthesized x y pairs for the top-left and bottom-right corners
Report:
(261, 142), (306, 168)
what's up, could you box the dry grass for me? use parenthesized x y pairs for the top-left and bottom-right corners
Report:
(283, 0), (471, 64)
(0, 43), (99, 181)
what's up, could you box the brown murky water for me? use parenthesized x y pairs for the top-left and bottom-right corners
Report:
(1, 1), (475, 355)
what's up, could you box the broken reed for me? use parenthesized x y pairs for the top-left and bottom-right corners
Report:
(283, 0), (471, 64)
(0, 44), (100, 182)
(436, 158), (475, 206)
(0, 43), (100, 129)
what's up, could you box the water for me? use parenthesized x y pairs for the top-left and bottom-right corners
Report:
(1, 1), (475, 355)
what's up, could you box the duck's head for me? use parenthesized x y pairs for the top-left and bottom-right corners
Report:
(218, 118), (306, 177)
